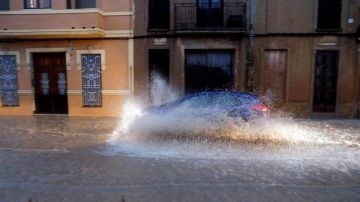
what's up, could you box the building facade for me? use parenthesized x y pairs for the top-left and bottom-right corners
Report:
(134, 0), (360, 118)
(0, 0), (134, 116)
(1, 0), (360, 117)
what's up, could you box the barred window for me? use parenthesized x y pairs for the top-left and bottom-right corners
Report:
(81, 54), (102, 107)
(0, 55), (19, 106)
(24, 0), (51, 9)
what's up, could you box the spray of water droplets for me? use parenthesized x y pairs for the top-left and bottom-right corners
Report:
(107, 72), (360, 159)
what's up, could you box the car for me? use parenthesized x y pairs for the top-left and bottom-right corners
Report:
(146, 91), (268, 121)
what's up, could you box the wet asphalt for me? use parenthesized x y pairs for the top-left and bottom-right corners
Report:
(0, 116), (359, 202)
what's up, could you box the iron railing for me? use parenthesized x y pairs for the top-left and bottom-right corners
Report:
(174, 2), (247, 30)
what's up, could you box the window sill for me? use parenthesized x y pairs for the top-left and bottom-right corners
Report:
(147, 28), (170, 32)
(23, 8), (52, 10)
(0, 105), (19, 107)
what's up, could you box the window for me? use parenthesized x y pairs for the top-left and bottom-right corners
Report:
(66, 0), (72, 9)
(185, 50), (234, 94)
(198, 0), (222, 9)
(0, 0), (10, 10)
(24, 0), (51, 9)
(317, 0), (341, 30)
(0, 55), (19, 106)
(181, 94), (212, 108)
(148, 0), (170, 29)
(81, 54), (102, 107)
(76, 0), (96, 9)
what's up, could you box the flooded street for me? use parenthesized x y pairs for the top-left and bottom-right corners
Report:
(0, 116), (360, 202)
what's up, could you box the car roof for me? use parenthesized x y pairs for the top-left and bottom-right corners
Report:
(190, 91), (258, 99)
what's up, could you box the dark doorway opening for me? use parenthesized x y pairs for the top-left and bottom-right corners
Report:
(185, 50), (234, 94)
(149, 49), (170, 83)
(33, 52), (68, 114)
(313, 50), (339, 113)
(197, 0), (223, 28)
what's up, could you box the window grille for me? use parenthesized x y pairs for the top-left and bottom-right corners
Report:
(24, 0), (51, 9)
(0, 55), (19, 106)
(81, 54), (102, 107)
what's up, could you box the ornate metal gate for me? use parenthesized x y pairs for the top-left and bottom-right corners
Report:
(0, 55), (19, 106)
(81, 54), (102, 107)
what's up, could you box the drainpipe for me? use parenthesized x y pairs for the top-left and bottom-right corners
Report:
(246, 0), (255, 92)
(248, 0), (254, 46)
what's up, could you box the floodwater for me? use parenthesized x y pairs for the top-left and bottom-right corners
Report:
(0, 115), (360, 202)
(1, 75), (360, 201)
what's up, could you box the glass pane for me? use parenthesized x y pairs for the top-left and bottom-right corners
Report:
(40, 0), (51, 8)
(0, 0), (10, 10)
(26, 0), (38, 8)
(211, 0), (221, 8)
(198, 0), (209, 8)
(76, 0), (96, 8)
(81, 54), (102, 106)
(212, 94), (242, 106)
(0, 55), (19, 106)
(182, 94), (211, 108)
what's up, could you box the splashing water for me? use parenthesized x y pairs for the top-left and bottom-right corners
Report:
(149, 71), (178, 106)
(107, 73), (360, 159)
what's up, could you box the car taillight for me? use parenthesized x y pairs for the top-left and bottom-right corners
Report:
(251, 104), (268, 112)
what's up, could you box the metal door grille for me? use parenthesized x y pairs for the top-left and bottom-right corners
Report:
(81, 54), (102, 107)
(0, 55), (19, 106)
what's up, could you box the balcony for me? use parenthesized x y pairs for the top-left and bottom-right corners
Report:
(174, 2), (246, 31)
(0, 9), (132, 39)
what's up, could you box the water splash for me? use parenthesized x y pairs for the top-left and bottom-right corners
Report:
(149, 71), (178, 106)
(107, 72), (360, 159)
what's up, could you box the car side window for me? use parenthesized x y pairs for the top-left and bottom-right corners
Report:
(212, 94), (243, 106)
(181, 94), (211, 108)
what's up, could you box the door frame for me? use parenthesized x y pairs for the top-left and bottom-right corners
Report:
(310, 48), (341, 115)
(26, 48), (70, 113)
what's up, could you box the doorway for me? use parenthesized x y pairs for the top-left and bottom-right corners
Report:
(33, 52), (68, 114)
(313, 50), (339, 113)
(149, 49), (170, 83)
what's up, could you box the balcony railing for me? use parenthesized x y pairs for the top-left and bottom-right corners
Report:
(174, 2), (246, 31)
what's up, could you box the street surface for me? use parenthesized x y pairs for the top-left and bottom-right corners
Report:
(0, 116), (359, 202)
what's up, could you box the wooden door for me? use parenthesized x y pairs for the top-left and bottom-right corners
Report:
(313, 50), (338, 112)
(264, 50), (287, 101)
(33, 53), (68, 114)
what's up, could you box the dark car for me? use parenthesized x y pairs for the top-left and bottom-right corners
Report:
(146, 91), (268, 121)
